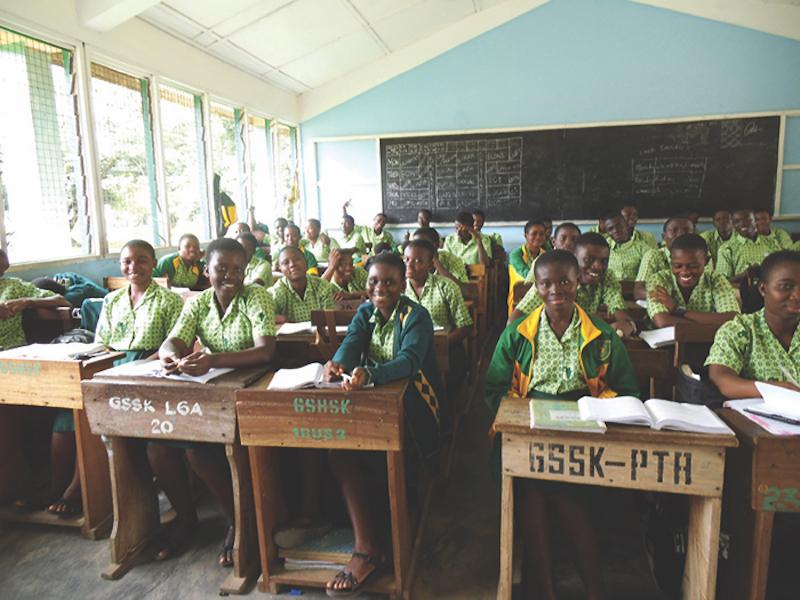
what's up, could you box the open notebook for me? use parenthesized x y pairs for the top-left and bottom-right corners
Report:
(637, 326), (675, 349)
(578, 396), (733, 435)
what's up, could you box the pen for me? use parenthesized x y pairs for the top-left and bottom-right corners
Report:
(744, 407), (800, 426)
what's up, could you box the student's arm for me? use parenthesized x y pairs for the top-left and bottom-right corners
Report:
(180, 336), (276, 375)
(364, 307), (432, 385)
(707, 365), (762, 398)
(247, 206), (258, 232)
(610, 310), (637, 337)
(445, 280), (473, 345)
(326, 305), (373, 376)
(605, 332), (641, 398)
(321, 248), (340, 281)
(319, 279), (336, 309)
(472, 230), (490, 266)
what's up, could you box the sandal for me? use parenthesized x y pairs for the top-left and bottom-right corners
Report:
(325, 551), (381, 598)
(152, 518), (196, 561)
(274, 516), (332, 549)
(46, 496), (82, 517)
(218, 524), (235, 567)
(13, 493), (57, 512)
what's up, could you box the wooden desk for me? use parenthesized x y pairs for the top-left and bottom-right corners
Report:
(673, 323), (721, 371)
(717, 409), (800, 600)
(236, 376), (416, 599)
(624, 338), (675, 398)
(494, 398), (737, 600)
(82, 366), (269, 594)
(0, 351), (122, 538)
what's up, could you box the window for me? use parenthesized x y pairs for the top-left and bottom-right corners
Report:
(159, 84), (209, 242)
(210, 101), (246, 223)
(91, 63), (162, 252)
(0, 27), (88, 263)
(248, 114), (273, 224)
(273, 122), (298, 221)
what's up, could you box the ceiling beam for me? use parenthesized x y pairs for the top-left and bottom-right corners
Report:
(76, 0), (162, 32)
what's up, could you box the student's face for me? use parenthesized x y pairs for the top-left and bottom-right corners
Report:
(367, 262), (404, 314)
(754, 212), (772, 236)
(278, 248), (308, 283)
(275, 220), (286, 240)
(621, 206), (638, 229)
(472, 213), (485, 230)
(670, 249), (707, 291)
(535, 263), (578, 309)
(226, 223), (248, 239)
(119, 245), (155, 286)
(663, 218), (694, 248)
(733, 211), (756, 239)
(305, 221), (320, 240)
(525, 225), (547, 251)
(553, 227), (580, 253)
(418, 211), (431, 228)
(759, 263), (800, 321)
(604, 216), (629, 244)
(206, 249), (245, 298)
(575, 244), (609, 285)
(342, 218), (354, 235)
(373, 214), (386, 233)
(713, 211), (733, 238)
(284, 227), (301, 247)
(179, 237), (201, 263)
(238, 238), (255, 261)
(455, 221), (472, 241)
(403, 245), (433, 282)
(335, 253), (355, 282)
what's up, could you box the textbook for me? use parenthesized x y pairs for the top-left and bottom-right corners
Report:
(267, 362), (374, 391)
(638, 326), (675, 349)
(578, 396), (734, 435)
(529, 399), (607, 433)
(277, 321), (315, 335)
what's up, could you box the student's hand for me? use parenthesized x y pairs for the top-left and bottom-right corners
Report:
(3, 298), (32, 316)
(649, 287), (677, 312)
(161, 353), (182, 374)
(328, 248), (341, 268)
(469, 227), (480, 240)
(323, 361), (346, 382)
(333, 291), (346, 302)
(342, 200), (352, 210)
(320, 232), (330, 246)
(403, 231), (410, 242)
(343, 367), (367, 391)
(610, 320), (636, 338)
(178, 351), (212, 375)
(767, 380), (800, 393)
(275, 315), (288, 325)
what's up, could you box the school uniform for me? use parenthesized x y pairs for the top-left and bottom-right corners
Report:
(645, 269), (740, 320)
(508, 245), (544, 314)
(404, 274), (472, 332)
(303, 236), (339, 262)
(359, 226), (395, 250)
(761, 228), (793, 250)
(715, 233), (779, 279)
(330, 267), (368, 294)
(632, 228), (658, 249)
(0, 277), (58, 349)
(333, 229), (367, 254)
(437, 250), (469, 282)
(268, 276), (335, 322)
(443, 233), (493, 264)
(244, 255), (273, 287)
(271, 245), (320, 276)
(607, 237), (650, 280)
(700, 230), (731, 264)
(517, 270), (626, 316)
(153, 252), (204, 288)
(705, 309), (800, 382)
(636, 246), (671, 282)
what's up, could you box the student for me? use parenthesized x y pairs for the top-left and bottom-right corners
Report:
(540, 217), (554, 251)
(321, 248), (368, 300)
(754, 209), (793, 250)
(602, 212), (650, 280)
(646, 233), (740, 328)
(269, 246), (335, 323)
(634, 216), (694, 295)
(515, 233), (636, 337)
(273, 224), (320, 276)
(707, 250), (800, 397)
(226, 222), (251, 239)
(237, 233), (273, 287)
(335, 213), (367, 256)
(153, 233), (205, 289)
(716, 209), (778, 283)
(508, 220), (547, 314)
(412, 228), (469, 285)
(417, 208), (432, 229)
(342, 199), (395, 252)
(700, 210), (733, 264)
(322, 252), (443, 596)
(444, 211), (492, 266)
(246, 206), (270, 245)
(271, 218), (288, 251)
(158, 237), (277, 566)
(551, 222), (581, 253)
(485, 250), (639, 600)
(473, 209), (504, 252)
(304, 218), (338, 262)
(621, 204), (658, 248)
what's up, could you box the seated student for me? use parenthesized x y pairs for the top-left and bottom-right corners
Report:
(646, 233), (740, 328)
(322, 252), (443, 596)
(621, 204), (658, 249)
(633, 216), (694, 299)
(402, 209), (433, 243)
(602, 211), (650, 280)
(701, 210), (733, 264)
(515, 233), (636, 337)
(551, 222), (581, 253)
(153, 233), (206, 289)
(226, 222), (251, 239)
(272, 224), (319, 276)
(334, 213), (367, 257)
(158, 237), (277, 566)
(444, 211), (492, 266)
(412, 227), (467, 280)
(755, 209), (793, 250)
(362, 213), (395, 252)
(716, 209), (779, 284)
(237, 233), (273, 287)
(473, 209), (504, 254)
(269, 246), (335, 323)
(486, 250), (639, 600)
(540, 217), (554, 252)
(508, 220), (548, 314)
(304, 218), (338, 262)
(707, 250), (800, 398)
(269, 218), (287, 249)
(321, 248), (368, 301)
(246, 205), (270, 244)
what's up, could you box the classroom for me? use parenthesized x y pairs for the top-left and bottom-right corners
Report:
(1, 0), (800, 598)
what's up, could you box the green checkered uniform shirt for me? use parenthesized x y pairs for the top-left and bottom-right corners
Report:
(607, 238), (650, 280)
(437, 251), (468, 282)
(303, 236), (339, 262)
(645, 269), (740, 320)
(700, 230), (731, 264)
(153, 252), (203, 288)
(530, 309), (585, 395)
(517, 271), (626, 316)
(443, 233), (493, 264)
(636, 246), (671, 282)
(331, 267), (368, 293)
(359, 226), (395, 250)
(244, 256), (273, 287)
(268, 276), (335, 322)
(404, 274), (473, 330)
(368, 304), (398, 363)
(715, 233), (780, 279)
(761, 228), (793, 250)
(0, 277), (57, 349)
(334, 229), (367, 254)
(632, 229), (658, 249)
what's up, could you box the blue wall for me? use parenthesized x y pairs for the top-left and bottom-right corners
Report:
(301, 0), (800, 246)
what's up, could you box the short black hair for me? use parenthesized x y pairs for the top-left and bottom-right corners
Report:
(669, 233), (708, 254)
(236, 233), (258, 249)
(600, 210), (624, 223)
(455, 211), (473, 226)
(373, 242), (394, 255)
(472, 209), (486, 219)
(278, 245), (307, 263)
(375, 212), (387, 219)
(663, 215), (693, 231)
(122, 239), (156, 259)
(307, 218), (321, 228)
(760, 250), (800, 282)
(206, 237), (246, 262)
(366, 250), (405, 278)
(576, 232), (610, 250)
(413, 227), (440, 246)
(533, 249), (579, 279)
(754, 208), (773, 216)
(524, 220), (547, 234)
(179, 233), (199, 246)
(343, 214), (355, 226)
(285, 224), (301, 235)
(274, 217), (288, 227)
(233, 222), (251, 233)
(405, 239), (436, 256)
(418, 208), (432, 218)
(554, 222), (580, 237)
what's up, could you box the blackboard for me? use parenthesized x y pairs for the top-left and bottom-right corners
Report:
(379, 116), (780, 222)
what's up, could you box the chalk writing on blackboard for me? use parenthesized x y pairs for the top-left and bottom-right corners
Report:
(631, 157), (708, 198)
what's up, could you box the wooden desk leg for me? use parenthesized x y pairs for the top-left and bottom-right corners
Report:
(249, 446), (286, 595)
(387, 450), (410, 600)
(74, 408), (112, 539)
(497, 474), (513, 600)
(736, 509), (775, 600)
(102, 437), (160, 580)
(0, 405), (26, 501)
(221, 442), (259, 595)
(682, 495), (722, 600)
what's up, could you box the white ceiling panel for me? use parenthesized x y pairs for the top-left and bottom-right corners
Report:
(141, 4), (205, 39)
(372, 0), (476, 51)
(348, 0), (425, 22)
(228, 0), (361, 66)
(205, 39), (277, 73)
(262, 69), (312, 93)
(164, 0), (265, 29)
(210, 0), (297, 37)
(281, 29), (384, 88)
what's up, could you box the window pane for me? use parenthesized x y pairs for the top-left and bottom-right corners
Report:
(273, 122), (297, 220)
(0, 27), (88, 263)
(159, 84), (209, 242)
(248, 114), (274, 223)
(91, 63), (162, 252)
(210, 101), (245, 225)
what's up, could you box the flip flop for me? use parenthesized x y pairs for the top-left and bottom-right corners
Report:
(46, 496), (82, 517)
(14, 493), (57, 512)
(152, 519), (197, 561)
(325, 551), (382, 598)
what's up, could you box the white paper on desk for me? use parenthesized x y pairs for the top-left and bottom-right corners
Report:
(724, 398), (800, 436)
(0, 342), (107, 360)
(755, 381), (800, 418)
(638, 326), (675, 349)
(277, 321), (314, 335)
(97, 358), (233, 384)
